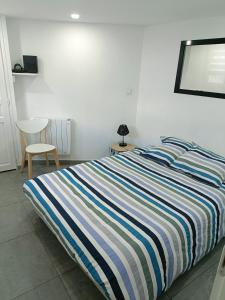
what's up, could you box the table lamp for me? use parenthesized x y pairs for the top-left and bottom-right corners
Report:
(117, 124), (129, 147)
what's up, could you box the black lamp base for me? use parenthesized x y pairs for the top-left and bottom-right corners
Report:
(119, 142), (127, 147)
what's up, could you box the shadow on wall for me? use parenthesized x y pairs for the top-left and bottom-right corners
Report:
(14, 58), (55, 117)
(8, 20), (53, 119)
(14, 72), (53, 119)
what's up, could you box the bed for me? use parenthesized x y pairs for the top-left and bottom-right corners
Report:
(23, 150), (225, 300)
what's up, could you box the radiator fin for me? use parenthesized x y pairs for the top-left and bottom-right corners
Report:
(46, 119), (71, 155)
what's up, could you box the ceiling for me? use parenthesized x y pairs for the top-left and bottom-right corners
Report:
(0, 0), (225, 25)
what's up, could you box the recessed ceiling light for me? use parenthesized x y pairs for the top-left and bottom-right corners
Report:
(71, 13), (80, 20)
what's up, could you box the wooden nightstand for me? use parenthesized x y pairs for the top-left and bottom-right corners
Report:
(110, 144), (135, 155)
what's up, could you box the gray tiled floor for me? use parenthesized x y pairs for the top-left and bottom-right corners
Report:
(0, 163), (224, 300)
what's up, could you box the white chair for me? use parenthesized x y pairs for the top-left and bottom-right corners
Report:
(16, 118), (60, 179)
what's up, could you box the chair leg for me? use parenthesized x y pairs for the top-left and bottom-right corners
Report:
(28, 153), (33, 179)
(45, 153), (49, 166)
(53, 149), (60, 169)
(20, 150), (26, 172)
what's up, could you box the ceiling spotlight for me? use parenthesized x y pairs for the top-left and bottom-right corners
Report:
(71, 13), (80, 20)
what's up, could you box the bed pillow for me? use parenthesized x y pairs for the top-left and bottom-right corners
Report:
(161, 136), (194, 151)
(133, 146), (154, 155)
(192, 143), (225, 164)
(140, 144), (185, 166)
(170, 150), (225, 187)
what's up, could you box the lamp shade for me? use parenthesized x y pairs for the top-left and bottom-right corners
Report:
(117, 124), (129, 136)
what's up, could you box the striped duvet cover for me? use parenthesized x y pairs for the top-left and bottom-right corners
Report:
(23, 151), (225, 300)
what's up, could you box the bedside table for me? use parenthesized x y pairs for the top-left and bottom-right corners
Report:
(110, 144), (135, 155)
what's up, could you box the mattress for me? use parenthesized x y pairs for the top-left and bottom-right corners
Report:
(23, 151), (225, 300)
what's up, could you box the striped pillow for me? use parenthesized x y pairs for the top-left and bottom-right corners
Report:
(192, 143), (225, 164)
(141, 144), (185, 166)
(161, 136), (194, 151)
(171, 150), (225, 187)
(133, 146), (154, 155)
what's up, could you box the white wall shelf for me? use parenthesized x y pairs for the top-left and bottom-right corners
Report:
(12, 72), (38, 76)
(12, 72), (39, 83)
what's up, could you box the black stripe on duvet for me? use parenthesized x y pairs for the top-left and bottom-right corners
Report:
(33, 177), (125, 300)
(67, 166), (168, 290)
(123, 155), (220, 246)
(93, 160), (197, 268)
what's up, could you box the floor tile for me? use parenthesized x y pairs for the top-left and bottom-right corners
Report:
(22, 200), (47, 232)
(0, 169), (25, 185)
(29, 164), (66, 178)
(0, 202), (33, 243)
(0, 172), (26, 207)
(158, 292), (170, 300)
(13, 277), (70, 300)
(0, 190), (26, 207)
(0, 233), (57, 300)
(37, 226), (76, 274)
(173, 265), (217, 300)
(61, 267), (105, 300)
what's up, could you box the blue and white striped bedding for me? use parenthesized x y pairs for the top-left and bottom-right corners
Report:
(140, 144), (185, 166)
(161, 136), (194, 151)
(23, 151), (225, 300)
(171, 149), (225, 188)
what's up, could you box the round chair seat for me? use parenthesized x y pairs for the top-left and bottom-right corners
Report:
(26, 143), (56, 154)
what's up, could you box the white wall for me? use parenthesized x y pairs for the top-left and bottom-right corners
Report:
(7, 18), (143, 160)
(136, 17), (225, 156)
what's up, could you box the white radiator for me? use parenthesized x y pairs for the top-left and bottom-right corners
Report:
(46, 119), (71, 155)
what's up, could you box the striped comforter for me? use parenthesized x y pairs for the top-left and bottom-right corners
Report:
(23, 151), (225, 300)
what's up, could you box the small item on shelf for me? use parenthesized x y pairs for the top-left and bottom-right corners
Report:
(117, 124), (129, 147)
(12, 63), (24, 73)
(23, 55), (38, 73)
(12, 55), (38, 74)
